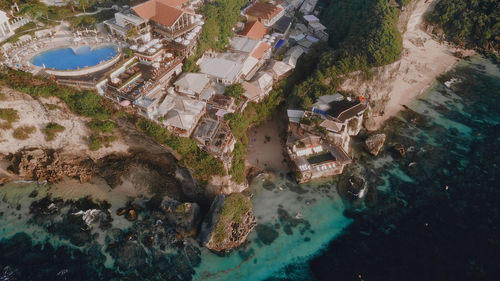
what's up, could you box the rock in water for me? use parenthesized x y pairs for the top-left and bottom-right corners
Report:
(364, 133), (386, 156)
(73, 209), (102, 226)
(159, 197), (202, 236)
(393, 143), (406, 158)
(200, 193), (257, 252)
(126, 209), (137, 221)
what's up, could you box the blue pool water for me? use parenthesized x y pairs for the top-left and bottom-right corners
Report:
(31, 45), (118, 70)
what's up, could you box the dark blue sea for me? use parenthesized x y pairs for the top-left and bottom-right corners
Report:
(0, 56), (498, 280)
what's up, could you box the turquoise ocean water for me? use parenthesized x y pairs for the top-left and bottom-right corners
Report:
(1, 56), (499, 280)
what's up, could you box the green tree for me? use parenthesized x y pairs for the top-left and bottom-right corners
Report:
(224, 83), (244, 100)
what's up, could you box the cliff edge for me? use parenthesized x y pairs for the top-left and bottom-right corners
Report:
(200, 193), (256, 252)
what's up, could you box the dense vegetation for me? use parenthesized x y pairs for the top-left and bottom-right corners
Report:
(322, 0), (402, 67)
(213, 193), (252, 244)
(224, 83), (244, 100)
(426, 0), (500, 51)
(67, 9), (116, 27)
(181, 0), (248, 68)
(197, 0), (248, 53)
(287, 0), (405, 108)
(136, 119), (226, 183)
(88, 120), (115, 133)
(0, 0), (126, 28)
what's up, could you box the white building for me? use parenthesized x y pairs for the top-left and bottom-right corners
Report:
(159, 93), (206, 137)
(105, 11), (152, 43)
(197, 53), (245, 85)
(242, 72), (274, 102)
(283, 46), (305, 68)
(0, 10), (14, 43)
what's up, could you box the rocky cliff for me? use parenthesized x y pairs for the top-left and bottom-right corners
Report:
(5, 147), (96, 183)
(337, 0), (428, 130)
(200, 193), (257, 252)
(364, 133), (386, 156)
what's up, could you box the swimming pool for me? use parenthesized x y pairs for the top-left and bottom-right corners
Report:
(31, 45), (118, 70)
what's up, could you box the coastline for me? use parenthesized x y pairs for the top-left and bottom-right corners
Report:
(340, 0), (475, 130)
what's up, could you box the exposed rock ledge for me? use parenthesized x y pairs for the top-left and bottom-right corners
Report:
(364, 133), (386, 156)
(5, 147), (95, 183)
(200, 193), (256, 252)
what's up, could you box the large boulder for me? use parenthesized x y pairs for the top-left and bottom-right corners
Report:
(199, 193), (257, 252)
(364, 133), (386, 156)
(159, 197), (202, 236)
(113, 241), (148, 270)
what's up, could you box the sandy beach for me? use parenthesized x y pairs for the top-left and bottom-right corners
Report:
(246, 117), (289, 172)
(340, 0), (474, 130)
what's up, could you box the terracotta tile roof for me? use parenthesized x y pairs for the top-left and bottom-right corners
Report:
(159, 0), (190, 8)
(240, 21), (268, 40)
(133, 0), (187, 28)
(251, 42), (270, 59)
(245, 2), (283, 20)
(133, 1), (156, 20)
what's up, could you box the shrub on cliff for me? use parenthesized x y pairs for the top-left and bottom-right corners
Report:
(87, 133), (118, 151)
(88, 120), (115, 134)
(230, 143), (246, 184)
(0, 108), (19, 124)
(213, 193), (253, 244)
(43, 122), (65, 141)
(136, 119), (225, 182)
(0, 70), (111, 120)
(12, 125), (36, 140)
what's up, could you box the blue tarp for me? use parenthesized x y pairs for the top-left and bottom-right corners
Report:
(274, 39), (285, 50)
(313, 108), (327, 115)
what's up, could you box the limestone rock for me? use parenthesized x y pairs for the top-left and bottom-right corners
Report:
(338, 175), (367, 199)
(393, 143), (406, 158)
(363, 116), (378, 131)
(200, 193), (257, 252)
(159, 197), (202, 236)
(7, 148), (95, 183)
(364, 133), (386, 156)
(126, 209), (137, 221)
